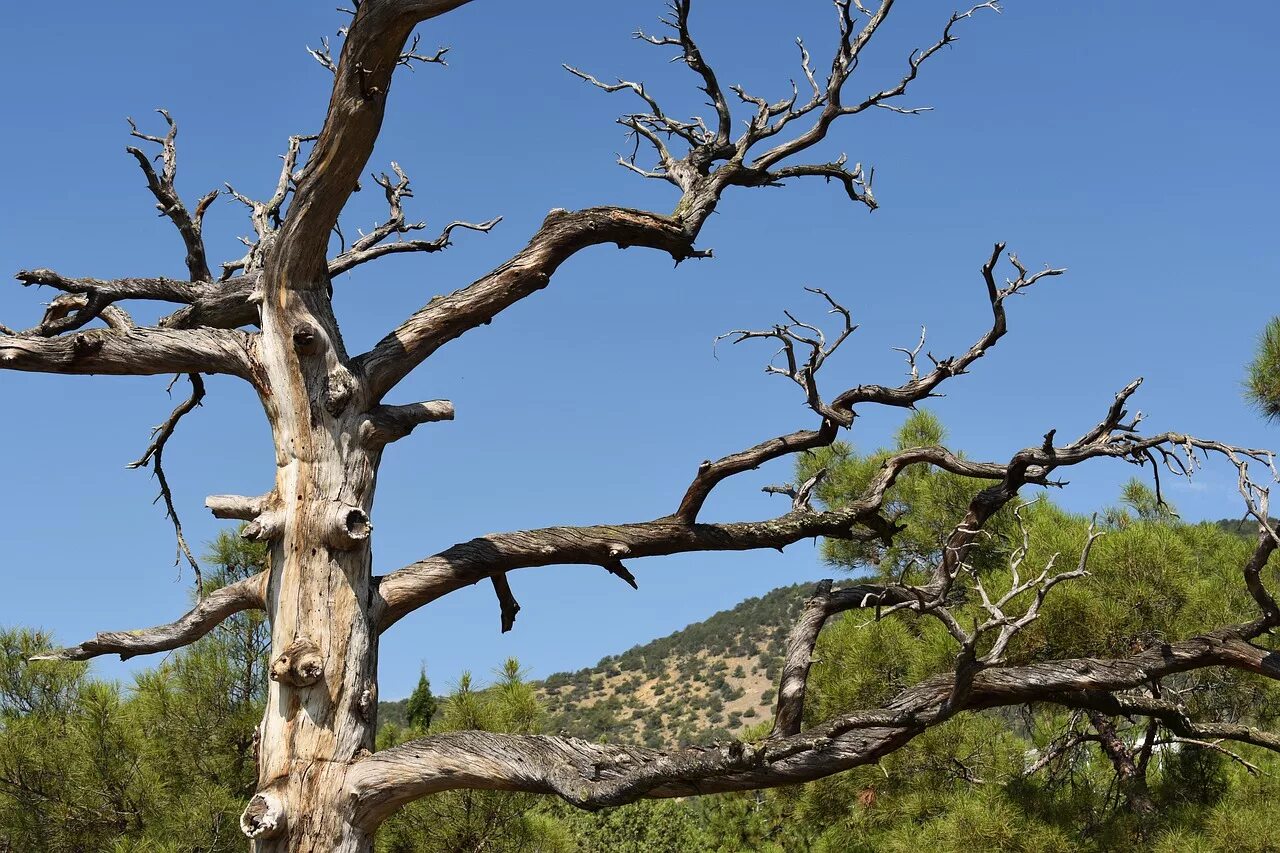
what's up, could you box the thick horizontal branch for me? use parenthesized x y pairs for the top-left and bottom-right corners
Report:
(372, 444), (1040, 630)
(206, 493), (273, 521)
(355, 206), (706, 400)
(17, 269), (209, 304)
(31, 571), (268, 662)
(0, 326), (254, 378)
(373, 512), (879, 631)
(347, 621), (1278, 826)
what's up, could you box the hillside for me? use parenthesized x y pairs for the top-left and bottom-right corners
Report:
(381, 515), (1271, 741)
(533, 521), (1275, 745)
(1213, 516), (1279, 536)
(539, 583), (810, 746)
(380, 583), (813, 745)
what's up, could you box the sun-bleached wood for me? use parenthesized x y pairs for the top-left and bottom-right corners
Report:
(7, 1), (1280, 851)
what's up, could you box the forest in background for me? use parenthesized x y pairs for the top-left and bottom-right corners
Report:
(5, 411), (1280, 852)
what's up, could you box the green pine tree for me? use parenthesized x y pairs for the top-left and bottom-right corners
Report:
(1246, 317), (1280, 420)
(405, 667), (437, 732)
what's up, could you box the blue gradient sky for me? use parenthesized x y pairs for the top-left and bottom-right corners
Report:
(2, 1), (1277, 699)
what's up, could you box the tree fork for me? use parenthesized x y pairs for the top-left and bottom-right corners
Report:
(237, 2), (471, 842)
(238, 6), (450, 841)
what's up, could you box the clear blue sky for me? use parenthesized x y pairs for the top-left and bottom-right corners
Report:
(2, 1), (1277, 700)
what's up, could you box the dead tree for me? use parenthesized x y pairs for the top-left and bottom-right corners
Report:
(4, 1), (1278, 850)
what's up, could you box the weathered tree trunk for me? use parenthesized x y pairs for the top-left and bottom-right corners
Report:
(14, 3), (1280, 851)
(240, 279), (382, 851)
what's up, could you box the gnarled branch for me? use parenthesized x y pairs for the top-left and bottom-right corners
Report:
(347, 617), (1280, 828)
(0, 326), (254, 378)
(125, 110), (217, 282)
(356, 206), (709, 400)
(31, 571), (268, 661)
(357, 0), (1000, 400)
(372, 436), (1040, 631)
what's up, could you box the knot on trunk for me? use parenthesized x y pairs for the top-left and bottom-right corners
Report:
(240, 789), (286, 839)
(358, 681), (378, 722)
(324, 364), (359, 414)
(292, 322), (322, 355)
(206, 493), (283, 542)
(270, 637), (324, 687)
(326, 504), (373, 550)
(242, 509), (284, 542)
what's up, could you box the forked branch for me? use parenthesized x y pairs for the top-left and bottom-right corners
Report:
(678, 248), (1060, 524)
(356, 0), (1001, 401)
(127, 373), (207, 589)
(126, 110), (217, 282)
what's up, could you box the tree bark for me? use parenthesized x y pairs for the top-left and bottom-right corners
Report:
(236, 2), (473, 845)
(1088, 712), (1157, 817)
(10, 2), (1280, 850)
(239, 280), (382, 851)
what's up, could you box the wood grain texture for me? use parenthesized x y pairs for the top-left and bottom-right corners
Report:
(6, 1), (1279, 850)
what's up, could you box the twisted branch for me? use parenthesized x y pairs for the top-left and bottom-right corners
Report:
(31, 571), (268, 662)
(127, 374), (207, 590)
(125, 110), (217, 282)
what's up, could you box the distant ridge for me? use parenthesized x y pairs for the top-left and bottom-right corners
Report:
(538, 583), (812, 746)
(380, 582), (817, 745)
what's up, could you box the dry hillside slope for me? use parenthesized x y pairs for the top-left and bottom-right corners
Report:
(537, 583), (811, 747)
(381, 583), (814, 745)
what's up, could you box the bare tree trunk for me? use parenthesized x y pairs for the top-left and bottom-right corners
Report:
(241, 283), (381, 851)
(12, 2), (1280, 850)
